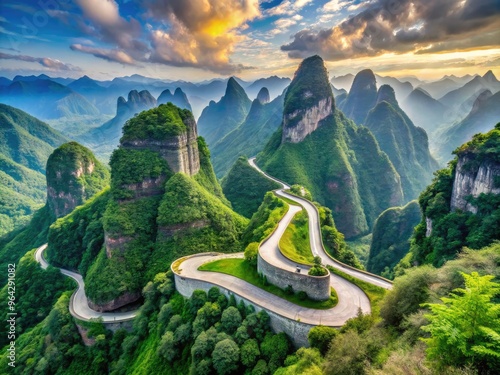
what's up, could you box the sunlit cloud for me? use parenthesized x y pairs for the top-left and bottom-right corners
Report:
(0, 52), (81, 71)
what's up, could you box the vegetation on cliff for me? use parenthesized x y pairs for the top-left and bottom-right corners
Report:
(367, 200), (421, 278)
(222, 157), (280, 218)
(408, 124), (500, 268)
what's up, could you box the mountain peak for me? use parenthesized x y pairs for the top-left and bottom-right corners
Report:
(376, 84), (397, 106)
(469, 89), (493, 116)
(257, 87), (270, 104)
(282, 55), (334, 143)
(483, 70), (497, 82)
(350, 69), (377, 93)
(225, 76), (245, 97)
(339, 69), (377, 124)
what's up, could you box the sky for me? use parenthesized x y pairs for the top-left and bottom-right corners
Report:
(0, 0), (499, 82)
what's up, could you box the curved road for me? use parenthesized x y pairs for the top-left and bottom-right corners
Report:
(34, 156), (390, 326)
(35, 244), (137, 322)
(248, 157), (393, 290)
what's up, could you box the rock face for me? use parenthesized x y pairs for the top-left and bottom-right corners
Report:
(450, 156), (500, 213)
(87, 291), (142, 312)
(46, 142), (110, 217)
(282, 55), (334, 143)
(339, 69), (377, 125)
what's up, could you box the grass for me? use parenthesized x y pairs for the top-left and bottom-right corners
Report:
(199, 258), (338, 309)
(327, 265), (386, 315)
(279, 210), (314, 265)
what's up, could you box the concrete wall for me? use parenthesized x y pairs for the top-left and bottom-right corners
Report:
(174, 273), (318, 347)
(257, 254), (330, 301)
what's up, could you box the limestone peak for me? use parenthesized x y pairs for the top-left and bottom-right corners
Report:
(376, 84), (398, 106)
(257, 87), (270, 104)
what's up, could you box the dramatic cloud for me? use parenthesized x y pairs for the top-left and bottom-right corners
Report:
(145, 0), (260, 74)
(266, 0), (313, 16)
(74, 0), (148, 60)
(70, 44), (135, 65)
(282, 0), (500, 60)
(0, 52), (81, 71)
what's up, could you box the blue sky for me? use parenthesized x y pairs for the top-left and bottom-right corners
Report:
(0, 0), (499, 81)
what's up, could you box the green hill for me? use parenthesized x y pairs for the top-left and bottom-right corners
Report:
(221, 157), (281, 218)
(257, 56), (403, 238)
(210, 89), (283, 177)
(0, 104), (68, 234)
(367, 200), (421, 278)
(364, 85), (439, 201)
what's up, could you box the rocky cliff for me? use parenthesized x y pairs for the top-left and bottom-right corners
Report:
(46, 142), (110, 217)
(450, 150), (500, 214)
(282, 55), (334, 143)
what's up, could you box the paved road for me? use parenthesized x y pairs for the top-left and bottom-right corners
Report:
(248, 157), (393, 290)
(35, 244), (137, 322)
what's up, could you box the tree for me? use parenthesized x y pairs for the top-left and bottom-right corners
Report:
(245, 242), (259, 267)
(308, 326), (338, 355)
(241, 338), (260, 368)
(212, 338), (240, 375)
(221, 306), (242, 334)
(157, 331), (177, 361)
(422, 272), (500, 372)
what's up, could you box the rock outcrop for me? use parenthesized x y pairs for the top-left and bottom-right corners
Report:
(282, 55), (334, 143)
(450, 155), (500, 213)
(256, 87), (270, 104)
(46, 142), (110, 217)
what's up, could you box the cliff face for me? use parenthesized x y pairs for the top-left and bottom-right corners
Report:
(282, 55), (334, 144)
(46, 142), (110, 218)
(451, 156), (500, 213)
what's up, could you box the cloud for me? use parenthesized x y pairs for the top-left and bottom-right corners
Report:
(281, 0), (500, 60)
(145, 0), (260, 74)
(0, 52), (81, 71)
(266, 0), (313, 16)
(321, 0), (353, 13)
(70, 44), (136, 65)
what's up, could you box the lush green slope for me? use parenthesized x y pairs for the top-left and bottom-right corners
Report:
(367, 200), (421, 278)
(406, 123), (500, 268)
(257, 57), (403, 238)
(364, 86), (439, 201)
(0, 104), (68, 233)
(221, 157), (280, 218)
(258, 110), (403, 238)
(211, 93), (283, 178)
(197, 77), (251, 147)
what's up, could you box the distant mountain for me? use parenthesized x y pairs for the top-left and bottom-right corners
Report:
(375, 75), (414, 102)
(435, 90), (500, 162)
(157, 87), (192, 111)
(0, 79), (99, 119)
(197, 77), (251, 147)
(331, 73), (354, 91)
(210, 87), (284, 177)
(339, 69), (378, 125)
(67, 75), (104, 93)
(0, 104), (68, 234)
(439, 71), (500, 109)
(0, 77), (12, 86)
(78, 89), (157, 161)
(364, 85), (439, 200)
(401, 88), (448, 133)
(245, 76), (290, 100)
(258, 56), (403, 238)
(332, 85), (347, 97)
(417, 77), (464, 99)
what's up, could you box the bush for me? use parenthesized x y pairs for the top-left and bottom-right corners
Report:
(245, 242), (259, 267)
(308, 326), (338, 355)
(308, 266), (328, 276)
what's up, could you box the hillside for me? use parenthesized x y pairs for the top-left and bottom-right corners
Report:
(0, 104), (68, 234)
(258, 56), (403, 238)
(367, 200), (421, 278)
(197, 77), (251, 147)
(47, 104), (247, 311)
(210, 88), (284, 177)
(407, 123), (500, 268)
(364, 85), (439, 200)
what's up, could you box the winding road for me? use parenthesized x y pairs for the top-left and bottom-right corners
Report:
(34, 157), (391, 326)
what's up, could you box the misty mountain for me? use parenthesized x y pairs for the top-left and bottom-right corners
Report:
(157, 87), (192, 111)
(400, 88), (448, 133)
(245, 76), (290, 100)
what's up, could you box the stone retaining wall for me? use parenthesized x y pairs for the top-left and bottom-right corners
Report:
(257, 253), (330, 301)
